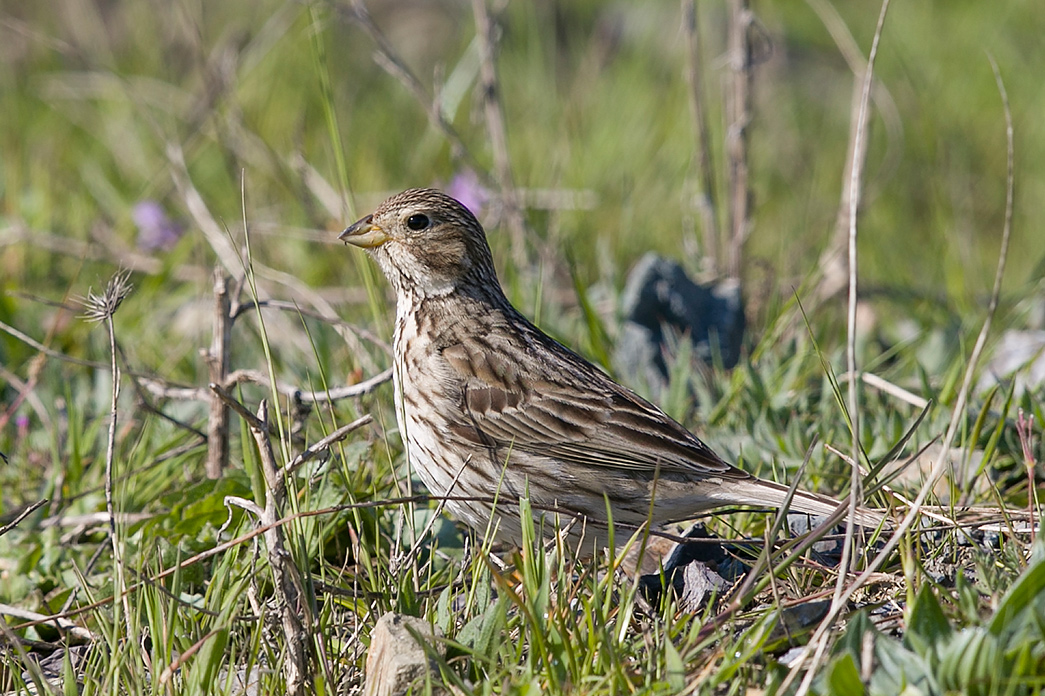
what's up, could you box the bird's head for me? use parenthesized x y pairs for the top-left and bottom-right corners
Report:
(340, 188), (500, 299)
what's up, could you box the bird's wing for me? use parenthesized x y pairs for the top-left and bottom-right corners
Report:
(440, 332), (743, 480)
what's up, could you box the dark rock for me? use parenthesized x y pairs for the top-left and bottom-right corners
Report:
(614, 254), (745, 398)
(787, 514), (844, 555)
(638, 524), (730, 612)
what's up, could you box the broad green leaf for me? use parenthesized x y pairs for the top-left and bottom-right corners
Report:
(825, 653), (865, 696)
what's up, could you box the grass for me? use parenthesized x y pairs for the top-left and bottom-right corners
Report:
(2, 0), (1045, 693)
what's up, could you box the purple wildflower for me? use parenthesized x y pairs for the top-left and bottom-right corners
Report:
(133, 200), (184, 252)
(447, 170), (491, 217)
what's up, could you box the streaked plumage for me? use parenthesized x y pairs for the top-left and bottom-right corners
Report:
(340, 188), (872, 555)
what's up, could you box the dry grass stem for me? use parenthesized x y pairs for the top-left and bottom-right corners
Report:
(681, 0), (720, 271)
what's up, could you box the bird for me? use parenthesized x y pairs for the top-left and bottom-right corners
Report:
(339, 188), (878, 560)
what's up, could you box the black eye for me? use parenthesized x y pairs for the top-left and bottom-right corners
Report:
(406, 214), (430, 231)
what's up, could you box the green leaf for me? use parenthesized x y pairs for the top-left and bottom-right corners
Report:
(905, 582), (953, 661)
(937, 629), (999, 696)
(988, 539), (1045, 637)
(663, 634), (685, 691)
(825, 653), (865, 696)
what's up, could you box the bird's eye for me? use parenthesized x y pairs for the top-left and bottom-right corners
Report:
(406, 214), (430, 231)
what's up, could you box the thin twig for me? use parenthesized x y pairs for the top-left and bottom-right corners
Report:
(0, 602), (97, 642)
(471, 0), (529, 266)
(83, 270), (136, 641)
(240, 400), (311, 695)
(681, 0), (720, 271)
(285, 414), (372, 475)
(837, 0), (886, 601)
(794, 4), (893, 692)
(725, 0), (754, 280)
(0, 499), (47, 538)
(205, 268), (233, 478)
(209, 383), (268, 431)
(839, 370), (929, 410)
(1017, 410), (1038, 544)
(231, 298), (391, 354)
(143, 366), (392, 405)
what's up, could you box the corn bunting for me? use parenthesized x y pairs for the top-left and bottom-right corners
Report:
(340, 188), (874, 554)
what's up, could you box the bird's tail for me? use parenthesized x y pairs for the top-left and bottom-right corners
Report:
(720, 477), (884, 527)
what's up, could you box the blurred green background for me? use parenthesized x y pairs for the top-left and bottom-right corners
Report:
(3, 0), (1041, 293)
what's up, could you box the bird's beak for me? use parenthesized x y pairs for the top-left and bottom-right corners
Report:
(338, 215), (390, 248)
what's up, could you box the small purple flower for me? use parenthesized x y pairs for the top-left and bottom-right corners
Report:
(447, 170), (491, 217)
(16, 414), (29, 438)
(133, 200), (184, 252)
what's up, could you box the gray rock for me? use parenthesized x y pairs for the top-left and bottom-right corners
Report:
(614, 253), (744, 398)
(364, 613), (445, 696)
(677, 561), (729, 614)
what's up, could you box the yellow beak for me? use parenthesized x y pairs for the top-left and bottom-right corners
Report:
(338, 215), (390, 248)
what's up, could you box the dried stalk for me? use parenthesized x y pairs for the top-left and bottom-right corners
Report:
(82, 270), (135, 641)
(225, 400), (311, 696)
(205, 268), (233, 478)
(681, 0), (720, 271)
(471, 0), (530, 266)
(725, 0), (753, 280)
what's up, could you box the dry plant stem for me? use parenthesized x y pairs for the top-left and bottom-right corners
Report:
(210, 383), (270, 432)
(471, 0), (529, 267)
(681, 0), (720, 270)
(0, 318), (108, 370)
(83, 270), (137, 644)
(790, 42), (1014, 696)
(102, 313), (134, 641)
(232, 299), (392, 355)
(0, 499), (47, 538)
(236, 399), (311, 696)
(1018, 411), (1038, 544)
(286, 414), (372, 475)
(808, 0), (872, 304)
(842, 370), (929, 409)
(0, 602), (97, 642)
(795, 2), (891, 692)
(836, 0), (883, 602)
(726, 0), (753, 280)
(205, 268), (233, 478)
(147, 366), (391, 405)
